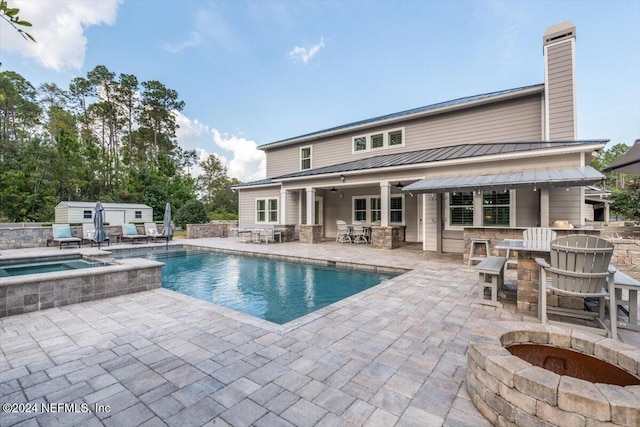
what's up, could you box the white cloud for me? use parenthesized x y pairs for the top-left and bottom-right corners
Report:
(210, 129), (266, 183)
(0, 0), (122, 71)
(174, 112), (265, 183)
(163, 7), (241, 54)
(288, 37), (325, 64)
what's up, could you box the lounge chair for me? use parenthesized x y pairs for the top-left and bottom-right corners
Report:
(82, 223), (110, 247)
(121, 224), (148, 244)
(536, 234), (617, 339)
(50, 224), (82, 249)
(145, 223), (169, 243)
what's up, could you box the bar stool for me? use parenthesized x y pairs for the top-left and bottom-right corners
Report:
(468, 238), (491, 265)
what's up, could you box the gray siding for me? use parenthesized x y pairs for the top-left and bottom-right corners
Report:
(238, 186), (281, 227)
(266, 95), (543, 177)
(546, 41), (575, 140)
(516, 190), (539, 226)
(549, 187), (582, 226)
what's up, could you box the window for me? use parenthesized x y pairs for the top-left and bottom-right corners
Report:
(268, 199), (278, 222)
(370, 198), (381, 222)
(390, 197), (403, 223)
(388, 130), (403, 146)
(449, 192), (474, 227)
(352, 195), (404, 224)
(300, 146), (312, 170)
(83, 210), (92, 219)
(135, 211), (142, 219)
(371, 133), (384, 149)
(483, 191), (510, 226)
(353, 198), (367, 221)
(256, 198), (278, 223)
(352, 127), (404, 153)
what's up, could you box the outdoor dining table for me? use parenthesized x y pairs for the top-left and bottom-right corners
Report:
(494, 239), (551, 314)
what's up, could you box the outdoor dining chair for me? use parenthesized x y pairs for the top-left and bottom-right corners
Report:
(336, 220), (351, 243)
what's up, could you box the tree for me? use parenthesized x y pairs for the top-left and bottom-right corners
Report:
(0, 0), (35, 42)
(174, 199), (209, 228)
(590, 143), (632, 190)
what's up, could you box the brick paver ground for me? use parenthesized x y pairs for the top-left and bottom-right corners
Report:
(1, 238), (638, 426)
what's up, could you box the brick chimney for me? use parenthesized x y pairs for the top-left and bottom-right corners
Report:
(543, 21), (577, 141)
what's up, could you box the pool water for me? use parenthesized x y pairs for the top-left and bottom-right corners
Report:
(140, 250), (397, 324)
(0, 258), (109, 277)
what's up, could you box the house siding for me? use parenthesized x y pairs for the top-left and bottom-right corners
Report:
(546, 40), (575, 140)
(238, 186), (281, 227)
(265, 94), (543, 177)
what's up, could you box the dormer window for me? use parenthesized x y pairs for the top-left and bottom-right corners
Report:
(300, 146), (312, 170)
(352, 127), (404, 153)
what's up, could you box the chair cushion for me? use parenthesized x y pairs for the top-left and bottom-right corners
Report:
(124, 225), (138, 235)
(53, 226), (71, 239)
(86, 230), (95, 239)
(148, 228), (158, 235)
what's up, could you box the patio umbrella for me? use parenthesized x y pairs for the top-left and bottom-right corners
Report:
(162, 203), (173, 250)
(93, 201), (107, 249)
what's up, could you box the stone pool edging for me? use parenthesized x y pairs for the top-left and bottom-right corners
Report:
(467, 322), (640, 426)
(185, 244), (411, 275)
(0, 257), (163, 318)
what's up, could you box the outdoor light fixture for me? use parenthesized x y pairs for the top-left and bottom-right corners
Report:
(330, 187), (338, 193)
(340, 175), (345, 182)
(395, 182), (404, 188)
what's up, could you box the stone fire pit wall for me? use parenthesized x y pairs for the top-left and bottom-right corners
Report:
(467, 322), (640, 426)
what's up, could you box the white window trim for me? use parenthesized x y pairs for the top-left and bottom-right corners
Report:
(352, 127), (405, 153)
(300, 146), (312, 171)
(444, 190), (516, 230)
(352, 195), (405, 224)
(256, 198), (279, 224)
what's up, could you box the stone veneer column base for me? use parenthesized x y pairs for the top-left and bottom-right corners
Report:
(371, 226), (401, 249)
(299, 224), (322, 244)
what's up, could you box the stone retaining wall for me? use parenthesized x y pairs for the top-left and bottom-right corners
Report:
(609, 238), (640, 280)
(0, 225), (137, 250)
(186, 221), (238, 239)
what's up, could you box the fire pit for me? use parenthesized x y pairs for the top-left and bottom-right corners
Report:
(467, 322), (640, 426)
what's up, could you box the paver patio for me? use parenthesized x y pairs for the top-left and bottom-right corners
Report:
(1, 238), (638, 426)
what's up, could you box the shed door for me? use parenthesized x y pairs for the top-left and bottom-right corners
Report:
(105, 210), (125, 226)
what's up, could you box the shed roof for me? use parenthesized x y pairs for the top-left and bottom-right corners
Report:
(402, 166), (604, 193)
(260, 84), (544, 149)
(234, 140), (607, 188)
(57, 201), (152, 209)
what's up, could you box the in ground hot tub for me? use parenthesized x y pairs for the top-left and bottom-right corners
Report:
(467, 322), (640, 426)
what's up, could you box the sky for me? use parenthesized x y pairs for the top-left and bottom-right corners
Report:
(1, 0), (639, 183)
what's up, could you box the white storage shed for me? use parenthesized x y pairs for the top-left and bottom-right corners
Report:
(55, 202), (153, 225)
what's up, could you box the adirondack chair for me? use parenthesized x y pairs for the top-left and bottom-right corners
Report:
(523, 227), (557, 244)
(501, 227), (558, 272)
(535, 234), (617, 339)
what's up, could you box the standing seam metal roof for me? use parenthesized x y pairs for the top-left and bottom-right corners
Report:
(234, 140), (608, 188)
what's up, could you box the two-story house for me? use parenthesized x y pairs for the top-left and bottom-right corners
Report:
(234, 22), (606, 253)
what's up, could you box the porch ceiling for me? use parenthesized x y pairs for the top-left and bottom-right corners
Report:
(402, 166), (604, 193)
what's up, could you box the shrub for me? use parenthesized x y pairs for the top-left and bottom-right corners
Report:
(174, 200), (209, 228)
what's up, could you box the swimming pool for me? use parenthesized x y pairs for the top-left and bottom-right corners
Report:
(136, 250), (398, 324)
(0, 256), (109, 277)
